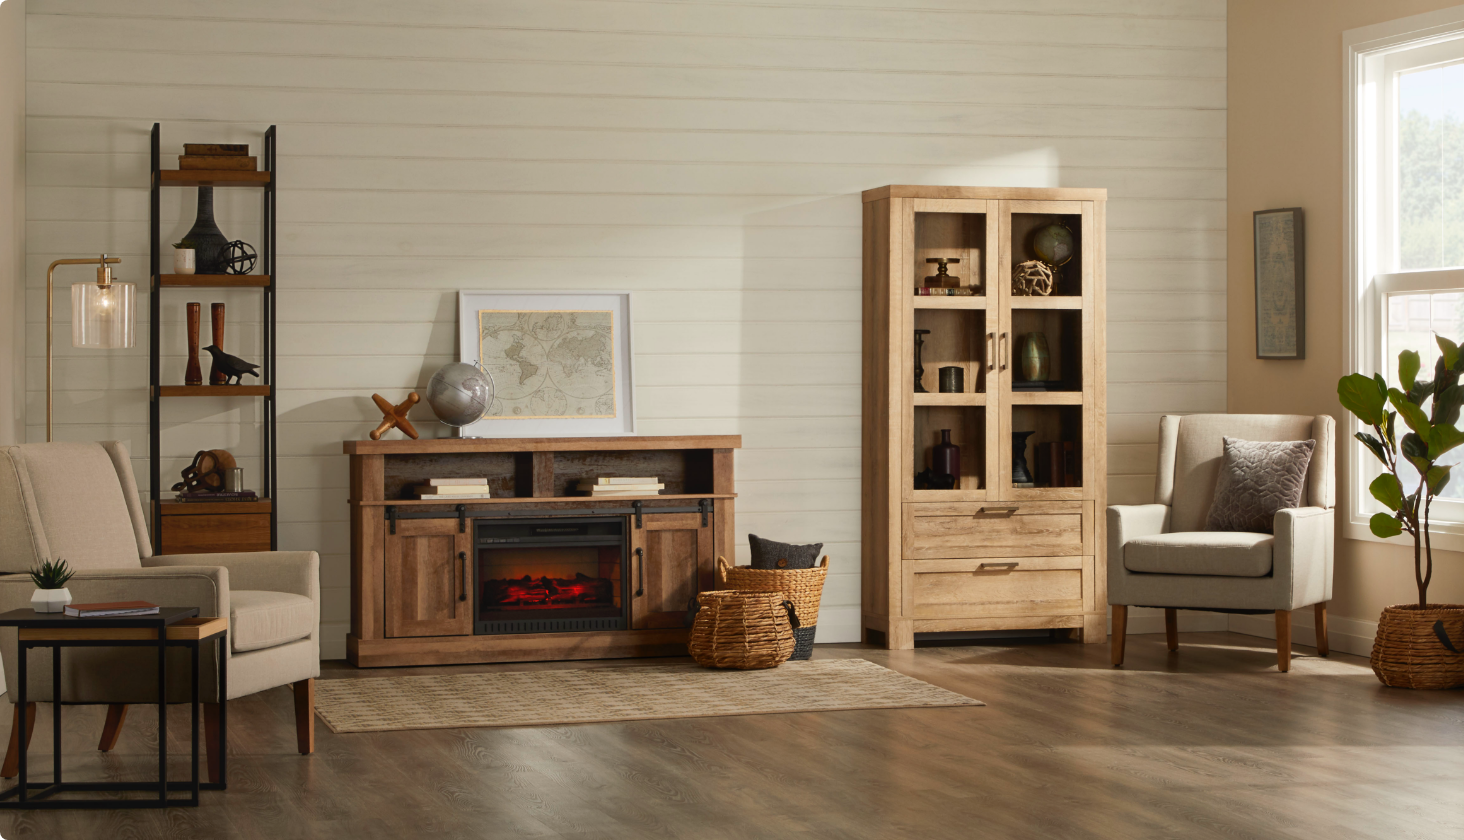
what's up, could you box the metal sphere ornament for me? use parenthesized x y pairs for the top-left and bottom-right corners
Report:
(1032, 223), (1075, 267)
(426, 362), (495, 428)
(224, 240), (257, 275)
(1013, 260), (1055, 296)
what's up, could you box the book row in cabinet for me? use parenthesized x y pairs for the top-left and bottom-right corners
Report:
(860, 186), (1108, 649)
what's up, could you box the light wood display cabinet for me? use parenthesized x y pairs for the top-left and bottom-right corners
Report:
(861, 186), (1107, 648)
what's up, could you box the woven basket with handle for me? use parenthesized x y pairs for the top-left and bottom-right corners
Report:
(1370, 603), (1464, 690)
(717, 555), (828, 627)
(688, 590), (797, 670)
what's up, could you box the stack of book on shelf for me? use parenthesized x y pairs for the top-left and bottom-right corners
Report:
(413, 478), (492, 500)
(577, 477), (664, 497)
(178, 143), (256, 171)
(175, 490), (258, 503)
(65, 600), (160, 618)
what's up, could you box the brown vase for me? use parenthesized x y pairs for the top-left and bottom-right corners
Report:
(1370, 603), (1464, 689)
(184, 302), (203, 386)
(209, 303), (226, 385)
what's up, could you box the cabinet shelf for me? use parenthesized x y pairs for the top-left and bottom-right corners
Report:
(158, 170), (270, 187)
(352, 493), (738, 506)
(158, 274), (270, 288)
(1010, 295), (1083, 310)
(158, 386), (271, 397)
(1007, 391), (1083, 405)
(913, 392), (986, 406)
(914, 296), (987, 310)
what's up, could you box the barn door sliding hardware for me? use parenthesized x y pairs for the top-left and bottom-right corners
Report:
(382, 499), (715, 534)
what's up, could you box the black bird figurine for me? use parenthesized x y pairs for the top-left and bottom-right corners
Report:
(203, 345), (260, 385)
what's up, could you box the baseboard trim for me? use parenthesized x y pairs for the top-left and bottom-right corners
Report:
(1227, 609), (1378, 658)
(1118, 607), (1227, 636)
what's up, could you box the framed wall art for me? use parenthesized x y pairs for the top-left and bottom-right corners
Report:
(1254, 207), (1306, 360)
(455, 291), (635, 437)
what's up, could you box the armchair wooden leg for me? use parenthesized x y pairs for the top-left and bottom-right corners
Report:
(1111, 605), (1128, 666)
(293, 678), (315, 755)
(98, 704), (128, 751)
(1164, 608), (1179, 652)
(1276, 610), (1292, 672)
(1314, 602), (1330, 656)
(204, 702), (222, 785)
(2, 703), (37, 779)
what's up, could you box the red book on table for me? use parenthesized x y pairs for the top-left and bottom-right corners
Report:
(64, 601), (160, 618)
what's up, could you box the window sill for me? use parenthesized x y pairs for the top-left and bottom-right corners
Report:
(1345, 517), (1464, 554)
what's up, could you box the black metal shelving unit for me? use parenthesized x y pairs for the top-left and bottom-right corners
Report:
(148, 123), (278, 552)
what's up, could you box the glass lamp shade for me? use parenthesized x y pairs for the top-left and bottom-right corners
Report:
(70, 281), (136, 349)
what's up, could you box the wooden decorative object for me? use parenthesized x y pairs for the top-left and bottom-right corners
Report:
(171, 449), (237, 493)
(370, 393), (420, 440)
(860, 186), (1107, 650)
(185, 302), (203, 386)
(1013, 259), (1055, 296)
(687, 590), (796, 669)
(209, 303), (226, 385)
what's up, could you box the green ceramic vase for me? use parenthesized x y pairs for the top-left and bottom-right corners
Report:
(1020, 333), (1050, 382)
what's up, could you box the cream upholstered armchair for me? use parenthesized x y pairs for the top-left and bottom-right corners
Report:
(1108, 414), (1335, 672)
(0, 442), (319, 781)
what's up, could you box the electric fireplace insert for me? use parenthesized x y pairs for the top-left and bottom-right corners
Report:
(474, 517), (627, 635)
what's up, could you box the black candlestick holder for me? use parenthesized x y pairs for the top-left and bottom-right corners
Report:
(914, 329), (930, 393)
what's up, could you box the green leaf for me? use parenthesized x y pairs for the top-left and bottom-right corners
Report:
(1435, 384), (1464, 427)
(1439, 334), (1460, 370)
(1402, 432), (1432, 474)
(1385, 411), (1398, 448)
(1369, 473), (1404, 511)
(1338, 373), (1387, 425)
(1429, 424), (1464, 460)
(1427, 465), (1453, 495)
(1369, 512), (1405, 538)
(1399, 350), (1422, 390)
(1355, 431), (1388, 465)
(1409, 378), (1436, 406)
(1390, 389), (1432, 442)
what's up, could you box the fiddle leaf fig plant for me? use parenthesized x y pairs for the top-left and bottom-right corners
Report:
(1338, 334), (1464, 607)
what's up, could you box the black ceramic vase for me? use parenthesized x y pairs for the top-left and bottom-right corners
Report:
(182, 187), (230, 275)
(1012, 431), (1036, 484)
(933, 429), (961, 489)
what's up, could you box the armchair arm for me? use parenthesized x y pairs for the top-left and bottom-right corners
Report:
(1273, 506), (1333, 610)
(145, 551), (318, 603)
(1106, 504), (1169, 562)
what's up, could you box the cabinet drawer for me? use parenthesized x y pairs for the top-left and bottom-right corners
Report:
(160, 512), (270, 554)
(910, 557), (1086, 619)
(902, 501), (1090, 559)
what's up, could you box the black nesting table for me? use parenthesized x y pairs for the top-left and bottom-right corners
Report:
(0, 607), (228, 808)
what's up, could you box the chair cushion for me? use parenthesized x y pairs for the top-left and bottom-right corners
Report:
(1124, 531), (1274, 577)
(231, 590), (314, 652)
(1205, 437), (1314, 534)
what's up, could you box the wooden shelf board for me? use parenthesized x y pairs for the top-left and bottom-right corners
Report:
(913, 393), (987, 406)
(343, 435), (742, 455)
(913, 296), (986, 310)
(159, 170), (270, 187)
(158, 274), (270, 288)
(908, 489), (990, 502)
(1010, 296), (1083, 310)
(158, 385), (270, 397)
(1007, 391), (1083, 405)
(161, 498), (272, 515)
(351, 493), (737, 506)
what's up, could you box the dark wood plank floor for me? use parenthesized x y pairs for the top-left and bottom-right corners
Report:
(0, 631), (1459, 839)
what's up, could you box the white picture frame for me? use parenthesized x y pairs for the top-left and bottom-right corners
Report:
(455, 291), (636, 437)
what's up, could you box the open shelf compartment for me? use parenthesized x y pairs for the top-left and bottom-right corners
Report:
(914, 210), (987, 296)
(912, 406), (986, 493)
(1011, 405), (1083, 490)
(1010, 211), (1084, 298)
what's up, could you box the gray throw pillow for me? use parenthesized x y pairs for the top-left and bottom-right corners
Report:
(748, 534), (822, 570)
(1205, 437), (1316, 534)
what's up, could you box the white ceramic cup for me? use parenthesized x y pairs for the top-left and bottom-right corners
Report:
(174, 248), (196, 275)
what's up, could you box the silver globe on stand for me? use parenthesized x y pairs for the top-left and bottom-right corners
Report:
(426, 362), (495, 432)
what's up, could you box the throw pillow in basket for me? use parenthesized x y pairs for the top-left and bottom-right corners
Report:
(1206, 436), (1315, 534)
(749, 534), (823, 570)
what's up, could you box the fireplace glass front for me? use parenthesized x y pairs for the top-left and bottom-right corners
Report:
(475, 517), (627, 634)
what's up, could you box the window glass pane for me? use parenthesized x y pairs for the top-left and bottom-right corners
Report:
(1386, 291), (1464, 499)
(1398, 62), (1464, 270)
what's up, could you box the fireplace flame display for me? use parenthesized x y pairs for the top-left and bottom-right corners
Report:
(485, 573), (615, 609)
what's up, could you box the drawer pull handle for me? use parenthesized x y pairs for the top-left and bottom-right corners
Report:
(978, 506), (1019, 515)
(979, 562), (1019, 570)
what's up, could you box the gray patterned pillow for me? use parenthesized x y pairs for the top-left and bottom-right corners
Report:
(748, 534), (822, 570)
(1206, 437), (1315, 534)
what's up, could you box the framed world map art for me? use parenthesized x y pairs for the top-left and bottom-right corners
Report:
(1254, 207), (1305, 360)
(455, 291), (636, 437)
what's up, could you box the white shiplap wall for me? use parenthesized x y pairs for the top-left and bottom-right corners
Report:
(25, 0), (1226, 658)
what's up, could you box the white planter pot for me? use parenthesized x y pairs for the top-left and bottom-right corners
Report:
(174, 248), (196, 275)
(31, 587), (72, 613)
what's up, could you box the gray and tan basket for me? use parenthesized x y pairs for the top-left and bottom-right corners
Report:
(717, 555), (828, 660)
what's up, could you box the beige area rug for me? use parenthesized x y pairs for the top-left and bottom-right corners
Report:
(314, 658), (983, 733)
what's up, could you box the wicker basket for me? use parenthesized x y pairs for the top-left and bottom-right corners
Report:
(688, 590), (797, 670)
(1370, 604), (1464, 690)
(718, 555), (828, 627)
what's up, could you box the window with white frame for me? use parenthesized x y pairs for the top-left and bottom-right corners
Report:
(1348, 8), (1464, 543)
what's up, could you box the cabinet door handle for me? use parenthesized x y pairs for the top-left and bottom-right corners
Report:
(987, 332), (995, 372)
(999, 332), (1009, 371)
(978, 506), (1020, 515)
(459, 551), (468, 602)
(634, 547), (645, 597)
(979, 562), (1019, 570)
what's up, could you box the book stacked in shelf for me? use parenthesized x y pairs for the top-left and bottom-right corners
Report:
(176, 490), (258, 503)
(65, 600), (160, 618)
(413, 478), (492, 500)
(179, 143), (257, 171)
(577, 477), (664, 497)
(915, 287), (976, 296)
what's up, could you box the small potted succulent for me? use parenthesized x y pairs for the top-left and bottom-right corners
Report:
(28, 558), (74, 613)
(173, 240), (196, 275)
(1338, 335), (1464, 689)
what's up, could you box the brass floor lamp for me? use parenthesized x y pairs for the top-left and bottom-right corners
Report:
(45, 255), (134, 442)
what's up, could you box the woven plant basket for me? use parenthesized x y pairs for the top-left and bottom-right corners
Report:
(717, 555), (828, 627)
(688, 590), (797, 670)
(1370, 604), (1464, 690)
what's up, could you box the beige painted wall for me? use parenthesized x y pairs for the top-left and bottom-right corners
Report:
(1229, 0), (1464, 645)
(0, 0), (22, 447)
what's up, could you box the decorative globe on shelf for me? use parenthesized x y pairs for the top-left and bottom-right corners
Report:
(1032, 222), (1075, 267)
(425, 362), (494, 428)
